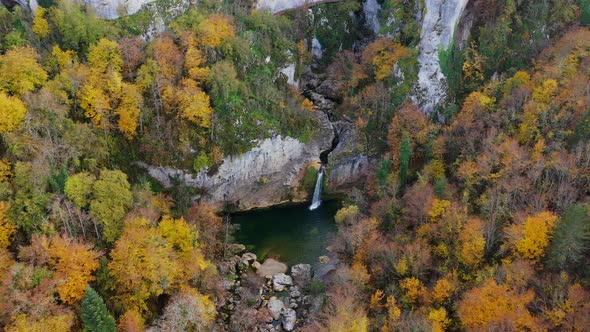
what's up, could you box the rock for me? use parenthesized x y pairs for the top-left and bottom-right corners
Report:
(308, 92), (335, 112)
(289, 302), (298, 309)
(268, 297), (285, 320)
(228, 243), (246, 254)
(315, 79), (345, 101)
(252, 261), (262, 270)
(139, 128), (334, 210)
(415, 0), (470, 112)
(257, 258), (288, 278)
(289, 290), (301, 298)
(291, 264), (313, 288)
(281, 308), (297, 331)
(242, 252), (257, 262)
(272, 273), (293, 292)
(319, 256), (330, 264)
(302, 295), (313, 305)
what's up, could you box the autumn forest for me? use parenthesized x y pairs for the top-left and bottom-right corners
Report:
(0, 0), (589, 331)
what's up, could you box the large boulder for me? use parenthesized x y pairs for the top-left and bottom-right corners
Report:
(257, 258), (288, 278)
(290, 264), (313, 288)
(272, 273), (293, 292)
(267, 297), (285, 320)
(282, 308), (297, 331)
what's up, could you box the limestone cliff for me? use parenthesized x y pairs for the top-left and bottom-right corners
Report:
(141, 112), (334, 210)
(415, 0), (470, 112)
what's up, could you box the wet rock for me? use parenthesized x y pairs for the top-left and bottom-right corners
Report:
(289, 290), (301, 298)
(315, 79), (345, 101)
(291, 264), (313, 288)
(289, 302), (298, 309)
(228, 243), (246, 254)
(257, 258), (288, 277)
(242, 252), (257, 262)
(252, 261), (262, 270)
(272, 273), (293, 292)
(268, 297), (285, 320)
(319, 255), (330, 264)
(308, 92), (334, 112)
(302, 295), (313, 306)
(282, 308), (297, 331)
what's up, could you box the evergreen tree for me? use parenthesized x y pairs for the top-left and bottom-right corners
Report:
(548, 204), (590, 270)
(81, 287), (116, 332)
(399, 132), (412, 186)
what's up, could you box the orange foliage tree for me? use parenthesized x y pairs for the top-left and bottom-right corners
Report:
(48, 236), (101, 304)
(457, 278), (538, 330)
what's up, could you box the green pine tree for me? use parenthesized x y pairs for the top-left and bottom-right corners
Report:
(399, 132), (412, 186)
(81, 287), (117, 332)
(548, 204), (590, 270)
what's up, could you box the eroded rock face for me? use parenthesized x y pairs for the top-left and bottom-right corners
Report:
(415, 0), (470, 112)
(268, 298), (285, 320)
(141, 113), (333, 210)
(272, 273), (293, 291)
(84, 0), (154, 19)
(291, 264), (313, 288)
(255, 0), (329, 14)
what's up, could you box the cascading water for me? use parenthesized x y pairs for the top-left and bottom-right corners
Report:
(309, 165), (325, 210)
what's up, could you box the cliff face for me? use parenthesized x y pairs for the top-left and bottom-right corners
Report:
(84, 0), (154, 19)
(142, 112), (334, 210)
(414, 0), (470, 112)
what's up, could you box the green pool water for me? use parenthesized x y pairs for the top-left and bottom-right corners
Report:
(231, 200), (340, 267)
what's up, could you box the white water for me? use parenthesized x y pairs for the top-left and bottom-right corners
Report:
(309, 166), (325, 210)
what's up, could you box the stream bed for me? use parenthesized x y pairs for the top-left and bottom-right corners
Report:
(231, 200), (340, 269)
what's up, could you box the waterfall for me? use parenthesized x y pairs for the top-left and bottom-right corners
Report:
(309, 166), (325, 210)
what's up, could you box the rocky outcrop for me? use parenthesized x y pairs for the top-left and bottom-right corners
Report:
(141, 112), (333, 211)
(363, 0), (381, 34)
(415, 0), (470, 112)
(84, 0), (154, 19)
(325, 121), (373, 192)
(255, 0), (342, 14)
(218, 255), (327, 331)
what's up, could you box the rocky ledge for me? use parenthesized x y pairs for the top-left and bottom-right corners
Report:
(218, 247), (331, 331)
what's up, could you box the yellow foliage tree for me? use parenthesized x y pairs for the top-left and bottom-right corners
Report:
(178, 79), (213, 128)
(458, 217), (486, 267)
(48, 236), (100, 304)
(509, 211), (559, 262)
(370, 290), (385, 311)
(108, 218), (180, 312)
(457, 278), (537, 330)
(462, 91), (495, 113)
(386, 295), (401, 321)
(0, 159), (11, 181)
(0, 46), (48, 96)
(184, 46), (209, 83)
(158, 215), (197, 253)
(32, 7), (50, 38)
(400, 277), (426, 305)
(429, 307), (451, 332)
(532, 79), (558, 104)
(362, 38), (408, 81)
(79, 39), (124, 130)
(7, 312), (75, 332)
(302, 98), (314, 112)
(432, 275), (456, 304)
(0, 92), (28, 133)
(0, 202), (16, 248)
(462, 42), (485, 88)
(429, 199), (451, 221)
(197, 14), (235, 48)
(116, 83), (141, 140)
(51, 45), (77, 71)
